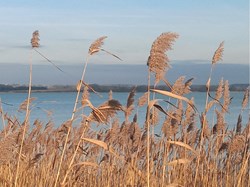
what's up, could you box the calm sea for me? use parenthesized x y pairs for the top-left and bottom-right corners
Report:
(0, 91), (249, 130)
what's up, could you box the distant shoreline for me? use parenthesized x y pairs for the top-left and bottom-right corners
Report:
(0, 84), (249, 93)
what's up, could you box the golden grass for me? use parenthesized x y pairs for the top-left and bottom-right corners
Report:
(0, 32), (249, 187)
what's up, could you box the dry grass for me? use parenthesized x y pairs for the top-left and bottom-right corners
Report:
(0, 32), (249, 187)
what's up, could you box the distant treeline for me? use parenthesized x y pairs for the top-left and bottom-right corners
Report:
(89, 84), (249, 92)
(0, 84), (47, 92)
(0, 83), (248, 92)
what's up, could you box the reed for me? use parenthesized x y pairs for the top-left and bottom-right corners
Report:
(146, 32), (178, 186)
(14, 30), (37, 187)
(55, 36), (122, 186)
(0, 32), (249, 187)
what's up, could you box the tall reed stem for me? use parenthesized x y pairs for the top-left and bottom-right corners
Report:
(71, 54), (90, 121)
(146, 68), (151, 187)
(194, 65), (214, 186)
(54, 54), (90, 187)
(14, 49), (33, 187)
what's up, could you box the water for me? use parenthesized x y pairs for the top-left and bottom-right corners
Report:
(0, 91), (249, 130)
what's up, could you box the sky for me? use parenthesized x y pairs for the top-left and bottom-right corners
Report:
(0, 0), (249, 84)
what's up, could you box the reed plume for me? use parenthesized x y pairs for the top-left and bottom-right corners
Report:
(147, 32), (179, 83)
(215, 78), (224, 100)
(222, 80), (230, 113)
(242, 88), (249, 110)
(89, 36), (107, 55)
(30, 30), (40, 48)
(125, 87), (136, 122)
(212, 42), (224, 65)
(137, 92), (148, 107)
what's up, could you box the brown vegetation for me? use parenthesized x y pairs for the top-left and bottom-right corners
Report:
(0, 32), (249, 187)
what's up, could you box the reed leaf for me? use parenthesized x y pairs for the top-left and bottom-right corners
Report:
(153, 104), (179, 120)
(166, 140), (198, 155)
(71, 161), (99, 168)
(82, 137), (108, 149)
(151, 89), (197, 112)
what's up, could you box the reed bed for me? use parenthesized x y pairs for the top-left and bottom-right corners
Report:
(0, 32), (249, 187)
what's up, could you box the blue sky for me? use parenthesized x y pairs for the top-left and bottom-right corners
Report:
(0, 0), (249, 67)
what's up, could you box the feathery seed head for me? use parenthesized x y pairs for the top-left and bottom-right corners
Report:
(147, 32), (179, 80)
(31, 30), (40, 48)
(212, 41), (224, 65)
(242, 88), (249, 110)
(89, 36), (107, 55)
